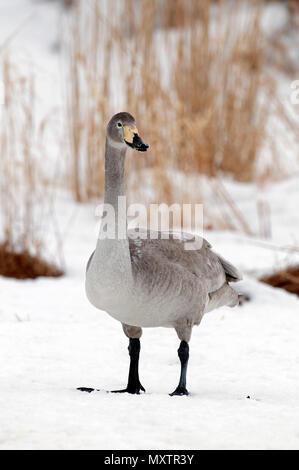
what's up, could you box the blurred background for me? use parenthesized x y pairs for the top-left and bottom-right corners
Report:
(1, 0), (299, 450)
(0, 0), (299, 282)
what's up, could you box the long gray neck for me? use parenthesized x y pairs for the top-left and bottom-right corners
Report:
(90, 138), (132, 286)
(102, 138), (127, 240)
(104, 138), (126, 208)
(95, 137), (129, 250)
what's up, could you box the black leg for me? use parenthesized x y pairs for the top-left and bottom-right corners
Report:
(77, 338), (145, 394)
(111, 338), (145, 394)
(170, 340), (189, 396)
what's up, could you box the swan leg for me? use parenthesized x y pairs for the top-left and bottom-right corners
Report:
(111, 324), (145, 394)
(170, 324), (192, 396)
(77, 324), (145, 394)
(170, 340), (189, 396)
(111, 338), (145, 394)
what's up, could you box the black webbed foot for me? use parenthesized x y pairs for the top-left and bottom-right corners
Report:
(111, 382), (145, 395)
(77, 387), (100, 393)
(77, 337), (145, 395)
(170, 386), (189, 396)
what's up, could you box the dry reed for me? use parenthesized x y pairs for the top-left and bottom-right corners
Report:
(0, 53), (64, 278)
(261, 266), (299, 297)
(65, 0), (280, 232)
(66, 0), (111, 202)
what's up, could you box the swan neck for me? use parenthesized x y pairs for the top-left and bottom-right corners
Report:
(104, 138), (126, 208)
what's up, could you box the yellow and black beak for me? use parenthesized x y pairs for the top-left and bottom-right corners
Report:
(123, 125), (149, 152)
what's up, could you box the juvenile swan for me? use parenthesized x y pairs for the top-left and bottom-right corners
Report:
(81, 112), (242, 396)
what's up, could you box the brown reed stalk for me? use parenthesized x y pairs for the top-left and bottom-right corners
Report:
(0, 53), (63, 278)
(65, 0), (280, 233)
(66, 0), (112, 202)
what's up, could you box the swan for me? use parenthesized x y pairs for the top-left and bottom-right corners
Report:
(80, 112), (242, 396)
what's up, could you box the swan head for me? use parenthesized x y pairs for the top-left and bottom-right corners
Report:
(107, 112), (149, 152)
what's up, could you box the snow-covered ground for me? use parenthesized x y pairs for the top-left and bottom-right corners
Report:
(1, 178), (299, 450)
(0, 0), (299, 450)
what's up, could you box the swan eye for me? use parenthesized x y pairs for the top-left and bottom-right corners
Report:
(117, 122), (122, 128)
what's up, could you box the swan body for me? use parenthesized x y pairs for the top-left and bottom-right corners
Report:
(82, 112), (242, 396)
(86, 230), (240, 331)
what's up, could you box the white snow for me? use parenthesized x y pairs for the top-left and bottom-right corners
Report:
(1, 180), (299, 450)
(0, 0), (299, 451)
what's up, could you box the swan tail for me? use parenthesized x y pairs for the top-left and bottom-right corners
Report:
(218, 255), (242, 282)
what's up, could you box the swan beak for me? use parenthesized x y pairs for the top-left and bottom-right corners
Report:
(124, 125), (149, 152)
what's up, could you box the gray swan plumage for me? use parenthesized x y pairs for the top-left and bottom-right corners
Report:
(81, 112), (242, 396)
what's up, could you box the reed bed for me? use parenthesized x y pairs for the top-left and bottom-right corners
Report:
(0, 54), (63, 278)
(65, 0), (284, 232)
(261, 266), (299, 297)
